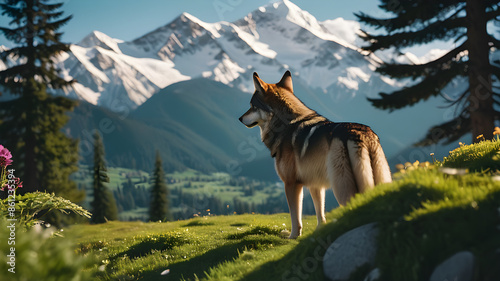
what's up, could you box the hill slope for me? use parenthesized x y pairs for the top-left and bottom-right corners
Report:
(62, 138), (500, 281)
(68, 95), (231, 173)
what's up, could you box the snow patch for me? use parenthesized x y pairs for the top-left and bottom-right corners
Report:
(321, 18), (363, 47)
(182, 12), (221, 38)
(79, 31), (124, 54)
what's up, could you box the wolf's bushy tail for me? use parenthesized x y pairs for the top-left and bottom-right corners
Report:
(370, 141), (392, 185)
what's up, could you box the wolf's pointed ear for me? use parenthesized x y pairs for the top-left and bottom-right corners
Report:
(277, 70), (293, 92)
(253, 72), (265, 92)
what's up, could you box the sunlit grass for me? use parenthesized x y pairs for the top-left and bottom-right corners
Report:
(67, 214), (316, 280)
(67, 137), (500, 280)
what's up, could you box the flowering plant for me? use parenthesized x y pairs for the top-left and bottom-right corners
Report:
(0, 144), (22, 192)
(0, 144), (91, 228)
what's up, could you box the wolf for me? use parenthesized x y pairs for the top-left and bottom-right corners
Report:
(239, 71), (392, 238)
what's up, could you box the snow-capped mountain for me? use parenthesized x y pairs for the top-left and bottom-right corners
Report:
(44, 0), (401, 110)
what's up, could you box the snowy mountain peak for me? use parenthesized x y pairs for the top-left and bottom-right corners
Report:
(30, 0), (406, 112)
(79, 30), (123, 54)
(179, 12), (222, 38)
(246, 0), (326, 37)
(266, 0), (325, 33)
(130, 11), (220, 58)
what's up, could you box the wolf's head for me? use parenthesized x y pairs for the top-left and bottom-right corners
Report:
(238, 70), (295, 129)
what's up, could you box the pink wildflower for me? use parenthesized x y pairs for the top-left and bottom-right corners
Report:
(0, 145), (13, 167)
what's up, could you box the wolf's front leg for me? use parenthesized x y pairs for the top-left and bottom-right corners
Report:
(285, 183), (304, 239)
(309, 187), (326, 229)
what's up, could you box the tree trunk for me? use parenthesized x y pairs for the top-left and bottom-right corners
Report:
(466, 0), (495, 143)
(21, 0), (39, 193)
(22, 87), (39, 194)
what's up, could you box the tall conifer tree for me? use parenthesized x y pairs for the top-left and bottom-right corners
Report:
(0, 0), (81, 200)
(149, 151), (172, 222)
(90, 132), (118, 224)
(356, 0), (500, 144)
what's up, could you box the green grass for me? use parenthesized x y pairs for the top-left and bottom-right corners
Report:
(442, 137), (500, 173)
(67, 214), (317, 280)
(65, 138), (500, 280)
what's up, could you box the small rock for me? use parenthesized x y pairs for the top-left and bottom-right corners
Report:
(429, 251), (475, 281)
(364, 268), (380, 281)
(323, 223), (379, 281)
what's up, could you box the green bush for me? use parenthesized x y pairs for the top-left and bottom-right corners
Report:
(0, 192), (91, 228)
(0, 219), (92, 281)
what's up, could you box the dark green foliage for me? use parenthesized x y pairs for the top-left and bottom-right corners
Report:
(148, 151), (172, 222)
(0, 0), (82, 206)
(90, 132), (118, 223)
(0, 192), (91, 228)
(357, 0), (500, 145)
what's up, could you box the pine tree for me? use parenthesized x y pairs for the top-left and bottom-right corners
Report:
(356, 0), (500, 144)
(0, 0), (81, 199)
(90, 132), (118, 224)
(149, 151), (172, 222)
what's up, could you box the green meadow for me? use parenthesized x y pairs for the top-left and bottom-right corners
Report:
(3, 138), (500, 280)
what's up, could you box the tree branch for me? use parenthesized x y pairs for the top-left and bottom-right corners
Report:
(376, 41), (468, 79)
(360, 16), (467, 51)
(368, 61), (467, 110)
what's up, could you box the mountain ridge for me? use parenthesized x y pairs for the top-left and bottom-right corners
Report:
(33, 0), (404, 111)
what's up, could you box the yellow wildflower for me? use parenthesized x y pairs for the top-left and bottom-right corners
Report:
(494, 127), (500, 136)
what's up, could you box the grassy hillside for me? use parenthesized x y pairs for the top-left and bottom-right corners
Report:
(67, 214), (313, 280)
(61, 137), (500, 280)
(68, 99), (233, 173)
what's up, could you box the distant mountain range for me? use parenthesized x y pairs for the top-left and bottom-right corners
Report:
(49, 0), (406, 111)
(1, 0), (467, 179)
(67, 78), (279, 180)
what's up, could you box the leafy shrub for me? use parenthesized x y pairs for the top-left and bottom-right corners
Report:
(0, 219), (92, 281)
(0, 192), (91, 228)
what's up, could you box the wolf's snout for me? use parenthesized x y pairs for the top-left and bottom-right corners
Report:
(238, 116), (243, 123)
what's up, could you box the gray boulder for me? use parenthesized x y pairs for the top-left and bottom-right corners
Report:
(429, 251), (475, 281)
(323, 223), (379, 281)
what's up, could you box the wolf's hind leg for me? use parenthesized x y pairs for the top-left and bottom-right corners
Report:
(309, 187), (326, 228)
(347, 140), (375, 193)
(328, 139), (358, 206)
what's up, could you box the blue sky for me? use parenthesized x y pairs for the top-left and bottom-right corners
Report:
(0, 0), (453, 55)
(57, 0), (382, 43)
